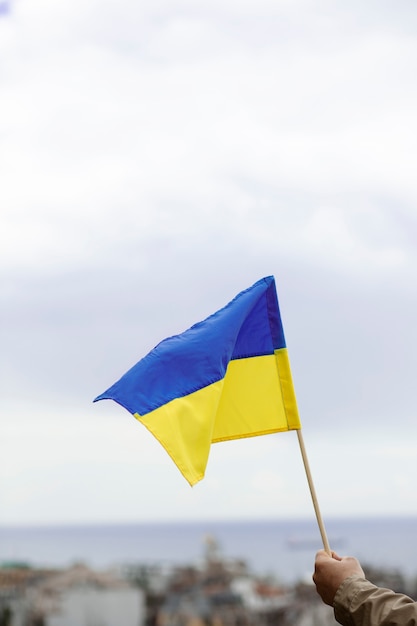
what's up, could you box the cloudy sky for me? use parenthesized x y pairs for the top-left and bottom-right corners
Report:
(1, 0), (417, 528)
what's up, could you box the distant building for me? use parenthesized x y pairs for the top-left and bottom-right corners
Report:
(38, 563), (144, 626)
(0, 563), (40, 626)
(0, 563), (144, 626)
(46, 585), (142, 626)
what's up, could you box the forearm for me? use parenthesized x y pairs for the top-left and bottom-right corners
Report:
(334, 576), (417, 626)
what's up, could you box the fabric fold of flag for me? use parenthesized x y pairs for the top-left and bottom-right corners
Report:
(94, 276), (300, 486)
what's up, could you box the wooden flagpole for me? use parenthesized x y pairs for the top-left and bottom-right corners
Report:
(296, 429), (331, 555)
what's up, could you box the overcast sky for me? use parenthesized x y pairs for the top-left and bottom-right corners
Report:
(1, 0), (417, 527)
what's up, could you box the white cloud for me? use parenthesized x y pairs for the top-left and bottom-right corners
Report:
(3, 0), (417, 276)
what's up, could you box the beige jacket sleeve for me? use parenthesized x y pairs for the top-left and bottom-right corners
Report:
(333, 576), (417, 626)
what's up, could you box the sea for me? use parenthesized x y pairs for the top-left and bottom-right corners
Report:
(1, 517), (417, 585)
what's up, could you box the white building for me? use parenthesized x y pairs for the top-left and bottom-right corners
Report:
(31, 564), (144, 626)
(47, 584), (143, 626)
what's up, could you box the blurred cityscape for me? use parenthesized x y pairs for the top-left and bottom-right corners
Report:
(0, 535), (415, 626)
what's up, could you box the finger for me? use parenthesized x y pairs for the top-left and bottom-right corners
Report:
(315, 549), (331, 560)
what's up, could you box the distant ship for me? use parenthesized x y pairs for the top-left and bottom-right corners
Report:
(286, 536), (347, 551)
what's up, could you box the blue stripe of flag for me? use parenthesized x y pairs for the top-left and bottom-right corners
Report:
(94, 276), (286, 416)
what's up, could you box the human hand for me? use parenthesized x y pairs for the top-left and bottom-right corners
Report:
(313, 550), (365, 606)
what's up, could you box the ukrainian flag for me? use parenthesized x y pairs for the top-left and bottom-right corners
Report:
(94, 276), (300, 485)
